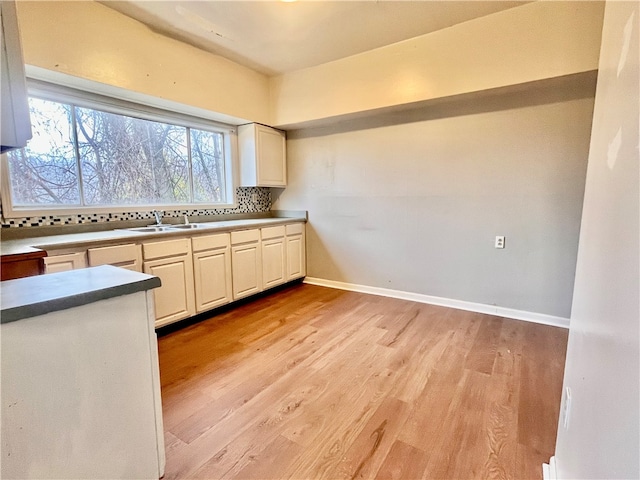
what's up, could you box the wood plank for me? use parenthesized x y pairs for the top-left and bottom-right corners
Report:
(397, 343), (472, 452)
(482, 373), (519, 480)
(421, 370), (490, 479)
(230, 435), (302, 479)
(517, 323), (568, 455)
(374, 440), (430, 480)
(516, 443), (548, 480)
(325, 397), (411, 480)
(465, 315), (503, 374)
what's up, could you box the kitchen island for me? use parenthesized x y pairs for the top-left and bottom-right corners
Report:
(1, 266), (165, 479)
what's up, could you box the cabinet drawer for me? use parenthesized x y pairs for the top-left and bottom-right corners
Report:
(231, 229), (260, 245)
(261, 225), (285, 240)
(88, 244), (140, 266)
(43, 251), (86, 274)
(143, 238), (190, 260)
(192, 233), (230, 253)
(286, 223), (304, 236)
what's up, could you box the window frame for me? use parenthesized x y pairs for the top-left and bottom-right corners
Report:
(1, 79), (238, 219)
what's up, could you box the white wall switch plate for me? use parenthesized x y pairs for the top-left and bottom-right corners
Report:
(561, 386), (572, 429)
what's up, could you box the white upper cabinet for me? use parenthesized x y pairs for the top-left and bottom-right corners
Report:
(238, 123), (286, 187)
(1, 0), (31, 153)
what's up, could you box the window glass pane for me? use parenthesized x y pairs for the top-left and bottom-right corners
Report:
(3, 92), (233, 215)
(75, 107), (189, 205)
(7, 98), (80, 206)
(190, 128), (225, 203)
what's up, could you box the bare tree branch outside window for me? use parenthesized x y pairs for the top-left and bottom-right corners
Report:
(7, 98), (80, 206)
(7, 97), (229, 209)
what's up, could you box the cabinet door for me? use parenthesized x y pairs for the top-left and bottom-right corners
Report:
(262, 237), (285, 290)
(144, 255), (195, 328)
(231, 242), (262, 300)
(256, 124), (286, 187)
(44, 252), (86, 274)
(286, 224), (306, 281)
(193, 247), (232, 313)
(239, 123), (286, 187)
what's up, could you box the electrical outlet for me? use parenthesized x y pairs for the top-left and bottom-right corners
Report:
(251, 192), (258, 203)
(495, 236), (505, 249)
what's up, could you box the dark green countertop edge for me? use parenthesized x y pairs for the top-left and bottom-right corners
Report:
(1, 266), (161, 324)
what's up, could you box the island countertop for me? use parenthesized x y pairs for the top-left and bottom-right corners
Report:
(1, 265), (162, 324)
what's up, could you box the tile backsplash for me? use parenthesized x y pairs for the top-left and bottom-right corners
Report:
(1, 187), (271, 228)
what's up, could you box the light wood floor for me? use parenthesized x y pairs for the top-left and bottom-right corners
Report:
(158, 283), (567, 480)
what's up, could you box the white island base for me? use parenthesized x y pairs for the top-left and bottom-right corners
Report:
(1, 266), (165, 479)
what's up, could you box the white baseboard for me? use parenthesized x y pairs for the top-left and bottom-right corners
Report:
(303, 277), (570, 329)
(543, 456), (557, 480)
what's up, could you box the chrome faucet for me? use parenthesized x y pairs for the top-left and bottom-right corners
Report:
(152, 210), (164, 225)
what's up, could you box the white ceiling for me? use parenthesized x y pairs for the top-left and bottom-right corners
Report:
(101, 1), (529, 76)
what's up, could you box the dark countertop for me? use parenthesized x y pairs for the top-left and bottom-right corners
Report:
(1, 265), (162, 324)
(0, 211), (307, 256)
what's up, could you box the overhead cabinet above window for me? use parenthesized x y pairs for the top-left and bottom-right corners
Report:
(238, 123), (287, 187)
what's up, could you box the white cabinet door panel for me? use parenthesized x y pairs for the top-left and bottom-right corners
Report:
(193, 248), (232, 312)
(286, 235), (305, 280)
(262, 238), (286, 289)
(144, 255), (195, 328)
(286, 223), (306, 281)
(239, 123), (286, 187)
(231, 243), (262, 300)
(256, 125), (286, 186)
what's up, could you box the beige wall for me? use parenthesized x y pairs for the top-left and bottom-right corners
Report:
(16, 1), (271, 125)
(15, 1), (603, 130)
(273, 83), (596, 318)
(270, 1), (604, 128)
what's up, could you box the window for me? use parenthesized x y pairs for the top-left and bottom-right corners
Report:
(2, 83), (235, 217)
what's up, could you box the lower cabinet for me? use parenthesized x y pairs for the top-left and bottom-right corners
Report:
(261, 225), (286, 290)
(36, 221), (305, 328)
(142, 238), (195, 328)
(286, 223), (306, 281)
(1, 251), (46, 280)
(231, 229), (262, 300)
(192, 233), (232, 313)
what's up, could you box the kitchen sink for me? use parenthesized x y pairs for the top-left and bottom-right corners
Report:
(125, 226), (177, 233)
(169, 224), (208, 229)
(121, 224), (212, 233)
